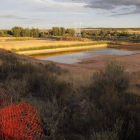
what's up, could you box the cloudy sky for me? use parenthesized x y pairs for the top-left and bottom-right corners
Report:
(0, 0), (140, 29)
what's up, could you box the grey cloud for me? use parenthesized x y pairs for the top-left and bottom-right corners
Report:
(0, 15), (18, 19)
(73, 0), (140, 14)
(0, 14), (39, 20)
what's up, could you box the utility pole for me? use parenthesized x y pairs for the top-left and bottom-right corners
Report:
(74, 22), (82, 37)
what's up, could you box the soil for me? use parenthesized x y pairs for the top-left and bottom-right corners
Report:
(58, 52), (140, 85)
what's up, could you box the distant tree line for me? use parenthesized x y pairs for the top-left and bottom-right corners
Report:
(51, 28), (140, 42)
(0, 26), (76, 37)
(81, 30), (130, 38)
(81, 29), (140, 42)
(0, 31), (4, 37)
(0, 27), (140, 42)
(0, 27), (45, 38)
(52, 27), (75, 37)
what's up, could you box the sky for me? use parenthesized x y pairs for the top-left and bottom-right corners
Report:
(0, 0), (140, 29)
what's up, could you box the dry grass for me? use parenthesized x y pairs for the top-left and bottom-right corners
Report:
(0, 37), (107, 56)
(58, 64), (94, 87)
(0, 37), (95, 50)
(17, 44), (107, 55)
(109, 41), (140, 50)
(127, 29), (140, 34)
(0, 37), (34, 42)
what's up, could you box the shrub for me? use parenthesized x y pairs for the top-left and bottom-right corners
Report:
(25, 72), (57, 99)
(0, 50), (71, 99)
(1, 51), (140, 140)
(45, 63), (68, 75)
(0, 31), (4, 37)
(89, 61), (129, 101)
(82, 61), (140, 140)
(22, 97), (65, 140)
(0, 56), (36, 81)
(90, 131), (119, 140)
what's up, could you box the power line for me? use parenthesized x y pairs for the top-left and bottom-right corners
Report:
(74, 22), (82, 37)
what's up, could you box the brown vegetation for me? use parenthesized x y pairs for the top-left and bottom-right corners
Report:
(0, 49), (140, 140)
(0, 37), (94, 50)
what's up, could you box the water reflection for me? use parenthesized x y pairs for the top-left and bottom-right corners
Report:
(39, 48), (137, 64)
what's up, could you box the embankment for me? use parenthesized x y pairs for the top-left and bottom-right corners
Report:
(17, 44), (107, 56)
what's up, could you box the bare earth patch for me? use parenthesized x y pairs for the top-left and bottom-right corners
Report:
(57, 52), (140, 86)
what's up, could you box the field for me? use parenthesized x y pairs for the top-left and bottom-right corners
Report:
(0, 37), (94, 50)
(0, 37), (107, 55)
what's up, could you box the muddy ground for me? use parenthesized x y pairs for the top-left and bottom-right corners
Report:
(58, 52), (140, 86)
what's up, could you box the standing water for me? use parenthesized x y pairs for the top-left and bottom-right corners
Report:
(39, 48), (137, 64)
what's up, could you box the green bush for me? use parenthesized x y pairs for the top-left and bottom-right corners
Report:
(0, 31), (4, 37)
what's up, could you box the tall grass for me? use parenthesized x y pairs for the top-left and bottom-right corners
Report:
(13, 42), (107, 52)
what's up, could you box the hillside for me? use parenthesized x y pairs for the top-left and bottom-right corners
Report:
(0, 49), (140, 139)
